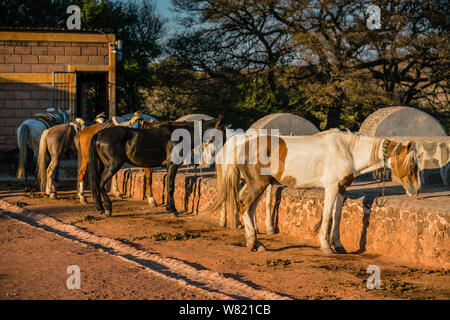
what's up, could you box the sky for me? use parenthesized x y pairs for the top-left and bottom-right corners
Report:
(154, 0), (174, 21)
(154, 0), (180, 38)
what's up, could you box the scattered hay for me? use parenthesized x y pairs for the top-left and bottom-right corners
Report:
(380, 279), (416, 292)
(69, 215), (104, 225)
(358, 279), (416, 292)
(116, 233), (201, 244)
(303, 293), (340, 300)
(10, 201), (28, 207)
(116, 236), (149, 244)
(150, 232), (201, 241)
(265, 258), (291, 268)
(24, 192), (46, 198)
(401, 268), (450, 276)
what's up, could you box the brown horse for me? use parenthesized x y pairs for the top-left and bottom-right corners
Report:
(36, 114), (107, 198)
(76, 113), (144, 204)
(88, 118), (225, 216)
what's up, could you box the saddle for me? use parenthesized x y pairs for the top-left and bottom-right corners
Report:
(32, 113), (61, 128)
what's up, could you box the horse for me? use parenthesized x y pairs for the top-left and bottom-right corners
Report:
(76, 113), (144, 204)
(88, 118), (225, 216)
(16, 108), (71, 187)
(208, 129), (420, 254)
(36, 113), (107, 198)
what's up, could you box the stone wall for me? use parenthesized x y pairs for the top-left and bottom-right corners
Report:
(114, 168), (450, 269)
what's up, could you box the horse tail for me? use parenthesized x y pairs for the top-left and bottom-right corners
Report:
(36, 129), (49, 192)
(87, 133), (103, 210)
(16, 124), (30, 178)
(206, 162), (240, 223)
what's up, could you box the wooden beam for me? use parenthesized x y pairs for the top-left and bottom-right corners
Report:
(108, 42), (116, 117)
(67, 65), (109, 72)
(0, 31), (115, 43)
(0, 73), (52, 83)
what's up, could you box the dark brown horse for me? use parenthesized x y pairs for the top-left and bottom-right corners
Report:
(88, 118), (225, 216)
(76, 113), (143, 203)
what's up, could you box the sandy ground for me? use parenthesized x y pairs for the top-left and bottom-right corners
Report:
(0, 181), (449, 300)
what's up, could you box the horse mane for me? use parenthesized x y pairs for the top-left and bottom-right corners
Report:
(313, 128), (341, 136)
(313, 128), (359, 153)
(403, 144), (418, 171)
(369, 139), (417, 169)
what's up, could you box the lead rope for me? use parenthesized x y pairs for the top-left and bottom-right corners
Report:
(375, 140), (390, 207)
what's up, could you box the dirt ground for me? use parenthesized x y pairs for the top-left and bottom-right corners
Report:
(0, 181), (449, 300)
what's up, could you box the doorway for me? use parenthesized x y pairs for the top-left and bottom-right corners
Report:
(76, 72), (108, 120)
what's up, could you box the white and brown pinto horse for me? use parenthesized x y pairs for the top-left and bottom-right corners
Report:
(209, 129), (420, 254)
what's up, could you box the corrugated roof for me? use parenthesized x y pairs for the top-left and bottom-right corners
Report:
(0, 26), (114, 34)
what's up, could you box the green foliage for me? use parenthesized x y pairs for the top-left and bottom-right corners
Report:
(149, 0), (448, 132)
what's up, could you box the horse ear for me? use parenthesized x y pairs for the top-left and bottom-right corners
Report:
(215, 114), (224, 128)
(406, 141), (414, 152)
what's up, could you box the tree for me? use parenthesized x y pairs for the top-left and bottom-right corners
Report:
(161, 0), (448, 131)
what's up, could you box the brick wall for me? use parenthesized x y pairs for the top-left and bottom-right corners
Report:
(0, 39), (109, 148)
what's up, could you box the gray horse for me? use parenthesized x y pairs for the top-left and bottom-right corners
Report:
(16, 108), (71, 187)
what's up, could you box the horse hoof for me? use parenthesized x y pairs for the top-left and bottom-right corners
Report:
(256, 243), (266, 252)
(147, 197), (157, 207)
(169, 211), (178, 218)
(104, 210), (112, 217)
(334, 246), (347, 254)
(321, 247), (335, 255)
(49, 193), (57, 199)
(114, 193), (123, 199)
(79, 197), (87, 205)
(266, 228), (275, 235)
(219, 220), (226, 228)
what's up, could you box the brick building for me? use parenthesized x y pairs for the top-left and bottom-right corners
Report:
(0, 28), (118, 148)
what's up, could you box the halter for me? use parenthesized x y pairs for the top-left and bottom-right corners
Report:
(381, 139), (390, 177)
(376, 139), (391, 207)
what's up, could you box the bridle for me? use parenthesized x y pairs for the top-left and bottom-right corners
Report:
(375, 139), (391, 207)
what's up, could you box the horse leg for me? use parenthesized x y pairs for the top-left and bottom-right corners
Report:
(219, 204), (227, 227)
(78, 160), (88, 204)
(330, 193), (346, 253)
(264, 184), (275, 235)
(99, 162), (123, 217)
(144, 167), (156, 207)
(165, 163), (179, 217)
(110, 174), (123, 199)
(54, 165), (61, 188)
(46, 157), (59, 199)
(318, 186), (339, 254)
(239, 182), (269, 251)
(221, 184), (246, 228)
